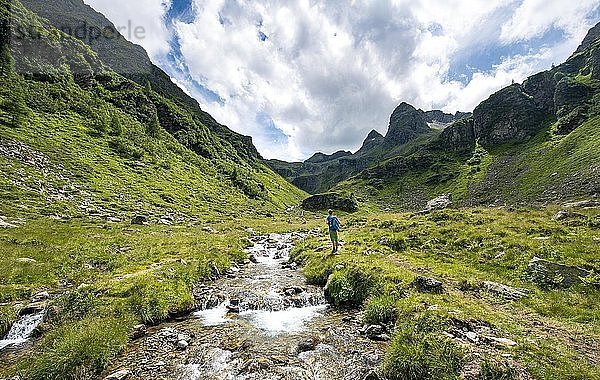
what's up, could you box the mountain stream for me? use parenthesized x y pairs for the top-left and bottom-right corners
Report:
(104, 232), (386, 379)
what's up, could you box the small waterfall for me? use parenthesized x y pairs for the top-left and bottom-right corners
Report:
(0, 310), (45, 351)
(191, 233), (328, 335)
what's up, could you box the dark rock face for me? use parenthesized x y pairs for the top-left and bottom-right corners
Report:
(357, 129), (385, 154)
(523, 71), (557, 112)
(554, 78), (593, 118)
(384, 102), (431, 146)
(301, 193), (358, 212)
(423, 110), (471, 124)
(473, 84), (547, 146)
(438, 118), (475, 151)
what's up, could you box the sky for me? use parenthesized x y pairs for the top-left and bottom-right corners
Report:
(84, 0), (600, 161)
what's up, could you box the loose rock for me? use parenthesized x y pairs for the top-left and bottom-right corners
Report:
(412, 276), (444, 293)
(482, 281), (531, 301)
(131, 215), (148, 225)
(105, 369), (131, 380)
(528, 257), (590, 288)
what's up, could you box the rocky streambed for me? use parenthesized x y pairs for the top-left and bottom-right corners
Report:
(103, 233), (387, 380)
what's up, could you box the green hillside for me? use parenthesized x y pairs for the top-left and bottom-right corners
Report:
(0, 0), (305, 223)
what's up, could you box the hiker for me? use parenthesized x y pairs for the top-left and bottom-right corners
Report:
(326, 209), (341, 253)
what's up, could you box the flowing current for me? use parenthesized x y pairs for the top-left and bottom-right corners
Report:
(104, 233), (386, 379)
(0, 310), (45, 351)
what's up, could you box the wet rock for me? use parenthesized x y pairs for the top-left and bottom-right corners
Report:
(426, 194), (453, 211)
(20, 301), (47, 315)
(130, 324), (147, 339)
(363, 371), (381, 380)
(248, 254), (258, 263)
(176, 340), (189, 350)
(226, 304), (240, 313)
(105, 369), (131, 380)
(297, 338), (318, 353)
(553, 210), (586, 221)
(131, 215), (148, 225)
(283, 286), (305, 296)
(527, 257), (590, 288)
(361, 324), (390, 341)
(481, 281), (531, 301)
(31, 291), (49, 302)
(412, 276), (444, 293)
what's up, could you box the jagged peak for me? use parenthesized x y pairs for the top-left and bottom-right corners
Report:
(365, 129), (384, 140)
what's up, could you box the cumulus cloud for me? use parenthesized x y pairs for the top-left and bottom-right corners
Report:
(85, 0), (599, 160)
(83, 0), (171, 60)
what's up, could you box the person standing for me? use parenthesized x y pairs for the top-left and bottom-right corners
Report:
(326, 209), (341, 253)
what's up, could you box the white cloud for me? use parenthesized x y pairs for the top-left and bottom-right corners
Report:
(83, 0), (171, 60)
(500, 0), (600, 43)
(85, 0), (600, 160)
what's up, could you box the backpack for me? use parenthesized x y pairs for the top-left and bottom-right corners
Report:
(331, 216), (341, 231)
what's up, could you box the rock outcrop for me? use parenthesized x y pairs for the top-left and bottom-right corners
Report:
(384, 102), (431, 146)
(473, 84), (547, 146)
(438, 118), (475, 151)
(301, 193), (358, 212)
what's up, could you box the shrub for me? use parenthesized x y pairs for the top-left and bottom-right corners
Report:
(363, 294), (398, 325)
(127, 276), (194, 324)
(108, 137), (144, 160)
(382, 312), (463, 380)
(324, 266), (378, 307)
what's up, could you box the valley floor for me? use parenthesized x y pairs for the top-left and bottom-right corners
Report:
(0, 206), (599, 380)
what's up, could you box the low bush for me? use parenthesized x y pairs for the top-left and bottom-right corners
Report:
(363, 294), (398, 325)
(19, 316), (131, 380)
(382, 312), (463, 380)
(324, 266), (379, 307)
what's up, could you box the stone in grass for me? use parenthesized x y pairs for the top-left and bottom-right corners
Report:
(131, 215), (148, 225)
(412, 276), (444, 293)
(481, 281), (531, 301)
(553, 210), (586, 221)
(426, 194), (453, 211)
(528, 257), (590, 288)
(105, 369), (131, 380)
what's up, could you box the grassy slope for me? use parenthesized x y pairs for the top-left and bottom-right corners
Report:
(291, 207), (600, 379)
(336, 115), (600, 211)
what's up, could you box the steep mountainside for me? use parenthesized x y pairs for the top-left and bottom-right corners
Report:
(268, 104), (468, 194)
(0, 0), (305, 222)
(335, 22), (600, 210)
(19, 0), (260, 162)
